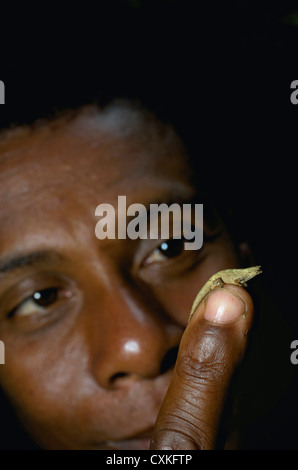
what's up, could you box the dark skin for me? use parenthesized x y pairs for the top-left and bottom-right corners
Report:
(0, 103), (254, 449)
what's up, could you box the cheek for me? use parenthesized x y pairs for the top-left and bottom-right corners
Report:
(2, 336), (78, 396)
(206, 237), (240, 273)
(0, 330), (103, 444)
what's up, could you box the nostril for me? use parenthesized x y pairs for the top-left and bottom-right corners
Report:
(160, 346), (179, 375)
(109, 346), (179, 383)
(110, 372), (128, 383)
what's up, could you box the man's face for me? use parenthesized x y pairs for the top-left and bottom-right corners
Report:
(0, 103), (239, 449)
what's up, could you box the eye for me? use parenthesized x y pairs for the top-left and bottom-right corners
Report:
(144, 238), (186, 265)
(9, 287), (72, 318)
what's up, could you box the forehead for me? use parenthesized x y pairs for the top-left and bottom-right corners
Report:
(0, 103), (198, 273)
(0, 102), (191, 200)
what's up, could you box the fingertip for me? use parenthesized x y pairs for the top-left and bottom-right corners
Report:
(190, 284), (254, 328)
(203, 287), (246, 324)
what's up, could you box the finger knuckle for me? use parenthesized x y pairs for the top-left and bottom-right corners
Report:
(177, 353), (227, 386)
(176, 333), (231, 388)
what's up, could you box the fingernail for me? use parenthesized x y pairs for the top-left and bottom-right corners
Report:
(204, 288), (246, 324)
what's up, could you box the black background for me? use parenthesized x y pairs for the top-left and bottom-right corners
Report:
(1, 0), (298, 279)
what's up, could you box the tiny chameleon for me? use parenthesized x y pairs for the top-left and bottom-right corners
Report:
(188, 266), (262, 322)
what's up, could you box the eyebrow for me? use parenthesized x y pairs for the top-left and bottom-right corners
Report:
(0, 250), (64, 277)
(0, 192), (201, 276)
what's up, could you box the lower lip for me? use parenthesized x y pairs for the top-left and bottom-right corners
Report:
(105, 437), (151, 450)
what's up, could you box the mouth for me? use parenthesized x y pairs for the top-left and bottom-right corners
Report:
(105, 428), (153, 450)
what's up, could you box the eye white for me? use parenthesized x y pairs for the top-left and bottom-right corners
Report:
(16, 297), (45, 316)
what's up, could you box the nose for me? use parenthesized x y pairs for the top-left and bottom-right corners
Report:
(87, 281), (183, 389)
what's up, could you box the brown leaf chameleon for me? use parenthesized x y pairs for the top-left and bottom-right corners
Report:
(188, 266), (262, 322)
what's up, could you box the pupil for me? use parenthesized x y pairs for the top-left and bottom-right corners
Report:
(159, 238), (184, 258)
(33, 288), (58, 306)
